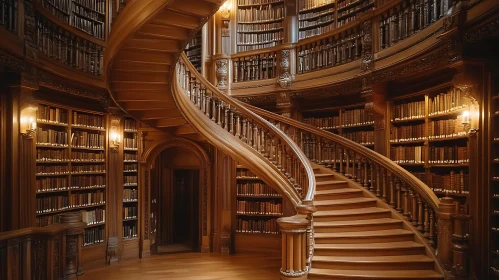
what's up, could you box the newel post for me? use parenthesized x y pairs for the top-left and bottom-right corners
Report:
(213, 54), (231, 94)
(278, 203), (315, 280)
(60, 212), (86, 279)
(437, 197), (457, 275)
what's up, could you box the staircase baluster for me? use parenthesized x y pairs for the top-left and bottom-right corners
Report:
(428, 210), (436, 246)
(204, 89), (210, 117)
(382, 169), (387, 202)
(211, 93), (216, 122)
(229, 110), (235, 135)
(356, 153), (362, 183)
(223, 104), (229, 131)
(248, 122), (253, 146)
(317, 138), (323, 165)
(260, 129), (266, 156)
(411, 190), (418, 226)
(423, 203), (430, 237)
(253, 125), (258, 150)
(369, 161), (375, 192)
(332, 144), (338, 172)
(389, 174), (396, 207)
(363, 158), (368, 189)
(417, 195), (424, 231)
(403, 185), (410, 219)
(339, 147), (344, 174)
(376, 164), (381, 197)
(396, 179), (402, 212)
(345, 150), (350, 177)
(217, 101), (222, 127)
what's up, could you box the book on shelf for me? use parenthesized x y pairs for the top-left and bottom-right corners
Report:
(71, 175), (105, 189)
(429, 88), (467, 116)
(37, 104), (69, 124)
(390, 146), (425, 164)
(36, 149), (70, 161)
(36, 128), (69, 146)
(124, 153), (138, 161)
(429, 118), (467, 139)
(302, 116), (341, 129)
(343, 131), (374, 145)
(84, 227), (105, 246)
(81, 208), (105, 225)
(36, 164), (70, 175)
(390, 123), (426, 142)
(124, 134), (138, 149)
(123, 224), (138, 239)
(124, 118), (137, 131)
(123, 206), (138, 219)
(392, 100), (425, 121)
(72, 111), (104, 128)
(71, 163), (105, 173)
(124, 175), (138, 185)
(236, 200), (282, 215)
(237, 4), (284, 22)
(36, 195), (69, 214)
(428, 145), (469, 164)
(237, 183), (281, 197)
(342, 108), (373, 126)
(36, 214), (61, 227)
(69, 191), (105, 207)
(236, 217), (279, 234)
(71, 131), (105, 149)
(124, 163), (138, 172)
(37, 177), (68, 192)
(71, 151), (105, 161)
(123, 189), (138, 201)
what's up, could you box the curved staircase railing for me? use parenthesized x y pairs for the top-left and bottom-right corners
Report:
(174, 53), (316, 279)
(245, 104), (469, 279)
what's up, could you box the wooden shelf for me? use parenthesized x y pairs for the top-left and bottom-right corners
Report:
(390, 139), (426, 145)
(238, 0), (284, 8)
(235, 232), (280, 237)
(71, 146), (105, 151)
(70, 186), (106, 191)
(85, 222), (105, 229)
(71, 125), (105, 131)
(236, 213), (282, 217)
(36, 120), (69, 127)
(433, 191), (469, 198)
(36, 189), (69, 194)
(428, 107), (468, 119)
(299, 1), (335, 13)
(123, 218), (138, 222)
(36, 173), (70, 177)
(390, 117), (426, 124)
(239, 18), (284, 24)
(237, 27), (284, 34)
(428, 135), (468, 142)
(299, 18), (335, 31)
(429, 163), (469, 168)
(299, 10), (335, 22)
(36, 144), (68, 149)
(36, 160), (71, 164)
(237, 195), (282, 199)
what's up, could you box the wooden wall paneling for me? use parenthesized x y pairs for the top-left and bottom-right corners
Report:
(0, 83), (5, 232)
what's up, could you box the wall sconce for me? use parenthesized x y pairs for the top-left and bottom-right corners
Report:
(219, 1), (231, 19)
(110, 117), (121, 152)
(460, 110), (470, 126)
(20, 105), (38, 137)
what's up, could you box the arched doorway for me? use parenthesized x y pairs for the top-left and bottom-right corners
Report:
(141, 137), (211, 256)
(152, 148), (201, 253)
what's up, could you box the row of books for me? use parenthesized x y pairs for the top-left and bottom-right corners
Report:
(237, 22), (283, 32)
(36, 215), (60, 227)
(299, 0), (334, 11)
(237, 40), (282, 52)
(343, 131), (374, 145)
(390, 146), (425, 163)
(429, 119), (467, 138)
(123, 224), (138, 239)
(342, 108), (374, 126)
(124, 153), (138, 161)
(123, 207), (137, 219)
(71, 13), (105, 40)
(36, 177), (68, 192)
(428, 146), (469, 164)
(71, 164), (105, 173)
(337, 0), (368, 10)
(69, 191), (105, 206)
(298, 14), (334, 29)
(237, 5), (285, 23)
(185, 48), (201, 58)
(36, 196), (69, 214)
(37, 105), (68, 124)
(36, 19), (104, 76)
(72, 112), (104, 129)
(124, 119), (137, 131)
(124, 136), (138, 149)
(238, 0), (283, 5)
(82, 208), (105, 225)
(71, 151), (105, 161)
(237, 32), (284, 45)
(84, 227), (105, 246)
(299, 22), (335, 40)
(236, 200), (282, 215)
(124, 175), (138, 185)
(428, 171), (469, 193)
(298, 6), (334, 21)
(392, 100), (425, 121)
(237, 183), (281, 197)
(303, 116), (341, 129)
(236, 170), (259, 178)
(236, 218), (279, 234)
(73, 0), (106, 13)
(36, 149), (69, 161)
(36, 165), (69, 175)
(124, 163), (138, 172)
(123, 189), (138, 201)
(337, 0), (373, 19)
(71, 131), (105, 149)
(36, 128), (68, 146)
(390, 124), (426, 142)
(429, 88), (468, 115)
(71, 175), (105, 188)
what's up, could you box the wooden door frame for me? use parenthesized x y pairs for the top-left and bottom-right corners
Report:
(140, 137), (211, 257)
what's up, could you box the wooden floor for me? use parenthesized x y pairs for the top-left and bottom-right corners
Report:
(80, 253), (281, 280)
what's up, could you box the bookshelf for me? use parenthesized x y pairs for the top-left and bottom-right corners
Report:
(39, 0), (106, 40)
(491, 93), (499, 278)
(388, 86), (470, 211)
(302, 103), (375, 147)
(236, 0), (285, 52)
(298, 0), (336, 40)
(185, 31), (202, 73)
(35, 103), (107, 247)
(123, 117), (139, 240)
(235, 165), (282, 236)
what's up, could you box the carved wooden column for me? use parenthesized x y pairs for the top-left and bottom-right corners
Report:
(276, 92), (301, 120)
(213, 54), (231, 94)
(278, 214), (309, 280)
(437, 196), (457, 276)
(214, 148), (235, 254)
(60, 212), (86, 278)
(362, 81), (387, 156)
(451, 210), (471, 279)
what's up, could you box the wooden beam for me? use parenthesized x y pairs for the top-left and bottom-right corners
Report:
(155, 117), (188, 128)
(115, 91), (172, 102)
(175, 125), (197, 135)
(152, 10), (201, 30)
(135, 109), (183, 120)
(121, 101), (177, 111)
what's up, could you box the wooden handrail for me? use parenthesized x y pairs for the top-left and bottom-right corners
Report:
(176, 52), (316, 204)
(247, 104), (440, 210)
(0, 222), (85, 241)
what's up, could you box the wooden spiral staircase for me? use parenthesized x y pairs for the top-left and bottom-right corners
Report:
(105, 2), (456, 279)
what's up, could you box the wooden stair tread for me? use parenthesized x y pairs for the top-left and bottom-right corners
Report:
(314, 241), (424, 250)
(313, 255), (433, 263)
(314, 207), (391, 217)
(314, 229), (413, 238)
(316, 188), (362, 195)
(315, 174), (334, 178)
(309, 268), (443, 279)
(314, 218), (401, 227)
(316, 180), (347, 185)
(314, 197), (376, 206)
